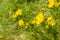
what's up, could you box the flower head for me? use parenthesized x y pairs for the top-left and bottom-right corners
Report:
(47, 17), (56, 26)
(48, 0), (55, 8)
(15, 9), (22, 16)
(12, 9), (22, 19)
(18, 19), (24, 26)
(36, 12), (45, 24)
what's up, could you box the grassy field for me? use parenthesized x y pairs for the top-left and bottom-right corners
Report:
(0, 0), (60, 40)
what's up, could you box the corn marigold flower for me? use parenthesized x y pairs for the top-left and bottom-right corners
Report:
(36, 13), (45, 24)
(12, 9), (22, 19)
(18, 19), (24, 26)
(48, 0), (55, 8)
(15, 9), (22, 16)
(47, 17), (53, 22)
(47, 17), (56, 26)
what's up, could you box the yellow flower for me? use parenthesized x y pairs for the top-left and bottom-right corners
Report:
(47, 17), (53, 22)
(48, 0), (55, 8)
(15, 9), (22, 16)
(12, 14), (17, 19)
(31, 20), (36, 24)
(12, 9), (22, 19)
(18, 19), (24, 26)
(47, 17), (56, 26)
(36, 13), (45, 24)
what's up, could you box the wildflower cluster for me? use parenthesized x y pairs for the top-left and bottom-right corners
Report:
(12, 9), (22, 19)
(0, 0), (60, 40)
(12, 9), (30, 28)
(48, 0), (60, 8)
(11, 0), (59, 40)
